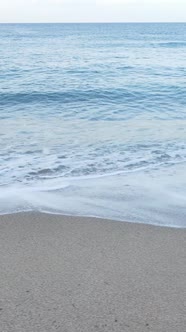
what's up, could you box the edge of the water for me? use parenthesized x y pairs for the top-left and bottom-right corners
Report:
(1, 210), (186, 230)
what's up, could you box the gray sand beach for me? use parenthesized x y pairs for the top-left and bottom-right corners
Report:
(0, 213), (185, 332)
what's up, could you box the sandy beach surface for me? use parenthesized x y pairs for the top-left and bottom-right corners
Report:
(0, 213), (185, 332)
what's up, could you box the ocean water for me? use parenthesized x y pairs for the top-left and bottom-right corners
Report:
(0, 23), (186, 227)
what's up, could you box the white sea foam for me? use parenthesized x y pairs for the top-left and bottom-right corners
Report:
(0, 163), (186, 228)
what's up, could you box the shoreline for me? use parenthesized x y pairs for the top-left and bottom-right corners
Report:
(0, 211), (185, 229)
(0, 212), (185, 331)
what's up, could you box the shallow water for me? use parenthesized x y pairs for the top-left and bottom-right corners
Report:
(0, 23), (186, 227)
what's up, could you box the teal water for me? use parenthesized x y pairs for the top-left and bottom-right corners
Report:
(0, 23), (186, 227)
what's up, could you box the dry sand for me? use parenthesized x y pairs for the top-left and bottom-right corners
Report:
(0, 212), (185, 332)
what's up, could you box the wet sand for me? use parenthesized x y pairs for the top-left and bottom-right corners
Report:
(0, 212), (185, 332)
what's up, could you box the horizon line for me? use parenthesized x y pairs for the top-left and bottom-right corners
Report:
(0, 21), (185, 24)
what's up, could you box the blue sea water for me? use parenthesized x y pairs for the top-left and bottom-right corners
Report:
(0, 23), (186, 227)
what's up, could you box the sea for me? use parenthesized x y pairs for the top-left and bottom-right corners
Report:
(0, 23), (186, 227)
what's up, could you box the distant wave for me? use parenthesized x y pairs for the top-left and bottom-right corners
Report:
(0, 85), (185, 108)
(0, 89), (137, 106)
(157, 41), (186, 48)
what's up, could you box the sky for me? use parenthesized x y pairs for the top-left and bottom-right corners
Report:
(0, 0), (185, 23)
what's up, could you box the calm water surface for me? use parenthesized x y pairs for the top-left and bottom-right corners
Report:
(0, 23), (186, 226)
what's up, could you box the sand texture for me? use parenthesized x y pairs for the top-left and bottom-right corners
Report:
(0, 213), (185, 332)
